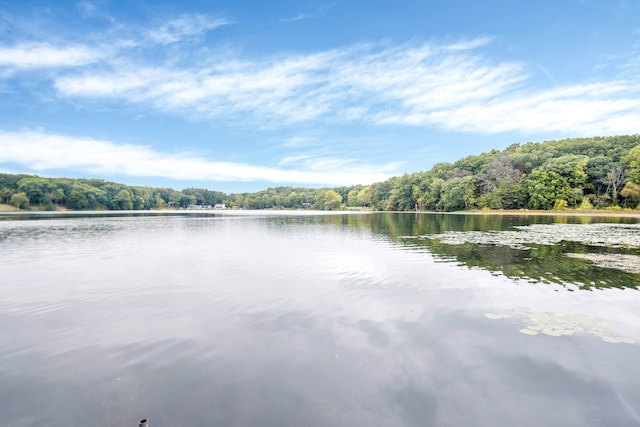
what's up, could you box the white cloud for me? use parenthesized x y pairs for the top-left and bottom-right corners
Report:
(0, 43), (104, 69)
(76, 1), (97, 18)
(0, 130), (398, 186)
(147, 14), (229, 44)
(277, 154), (401, 176)
(375, 82), (640, 135)
(54, 40), (527, 125)
(281, 136), (316, 148)
(442, 36), (494, 51)
(278, 154), (314, 166)
(55, 49), (342, 122)
(4, 29), (639, 137)
(55, 69), (156, 96)
(0, 14), (228, 74)
(279, 13), (313, 23)
(279, 6), (330, 23)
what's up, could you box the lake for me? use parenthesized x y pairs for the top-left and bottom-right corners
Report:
(1, 211), (639, 426)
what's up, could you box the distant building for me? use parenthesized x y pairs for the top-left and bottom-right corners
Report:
(214, 203), (226, 210)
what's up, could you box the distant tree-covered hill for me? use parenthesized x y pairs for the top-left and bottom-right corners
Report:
(359, 134), (640, 211)
(1, 135), (639, 211)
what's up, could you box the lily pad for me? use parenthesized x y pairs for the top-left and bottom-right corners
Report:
(565, 253), (640, 274)
(484, 313), (511, 320)
(422, 223), (640, 250)
(601, 336), (636, 344)
(485, 308), (636, 344)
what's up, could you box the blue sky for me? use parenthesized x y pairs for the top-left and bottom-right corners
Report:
(0, 0), (639, 192)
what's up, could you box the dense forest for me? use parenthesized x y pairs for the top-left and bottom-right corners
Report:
(2, 135), (640, 212)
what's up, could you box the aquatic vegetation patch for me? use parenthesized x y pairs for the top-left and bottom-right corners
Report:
(484, 313), (511, 320)
(565, 253), (640, 274)
(400, 221), (640, 290)
(417, 223), (640, 250)
(484, 308), (636, 344)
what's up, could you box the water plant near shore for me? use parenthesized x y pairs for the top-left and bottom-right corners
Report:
(485, 309), (636, 344)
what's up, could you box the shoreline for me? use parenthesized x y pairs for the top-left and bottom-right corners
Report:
(2, 202), (640, 218)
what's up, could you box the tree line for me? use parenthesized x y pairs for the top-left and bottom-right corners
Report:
(360, 134), (640, 211)
(2, 135), (640, 212)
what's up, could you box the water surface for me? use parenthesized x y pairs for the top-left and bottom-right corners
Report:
(1, 212), (639, 426)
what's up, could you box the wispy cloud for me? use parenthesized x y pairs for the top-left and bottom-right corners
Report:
(146, 14), (229, 44)
(278, 154), (315, 166)
(374, 81), (640, 135)
(75, 1), (115, 24)
(54, 40), (526, 123)
(47, 34), (640, 135)
(280, 136), (317, 148)
(0, 43), (105, 69)
(280, 154), (401, 174)
(279, 13), (313, 23)
(55, 50), (343, 122)
(0, 130), (398, 186)
(279, 6), (331, 23)
(0, 13), (229, 74)
(3, 11), (639, 138)
(442, 36), (494, 51)
(76, 1), (98, 19)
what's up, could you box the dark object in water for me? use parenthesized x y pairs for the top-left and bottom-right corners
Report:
(139, 418), (148, 427)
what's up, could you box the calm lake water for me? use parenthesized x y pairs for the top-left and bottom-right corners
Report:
(1, 211), (639, 426)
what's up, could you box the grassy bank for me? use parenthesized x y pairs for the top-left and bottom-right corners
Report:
(0, 204), (68, 212)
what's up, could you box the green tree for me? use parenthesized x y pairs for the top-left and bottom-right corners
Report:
(525, 170), (571, 210)
(541, 155), (589, 186)
(622, 144), (640, 184)
(314, 189), (342, 210)
(386, 174), (416, 211)
(17, 177), (54, 206)
(10, 192), (29, 210)
(68, 183), (105, 209)
(0, 187), (12, 204)
(538, 154), (589, 207)
(50, 188), (65, 206)
(579, 197), (594, 210)
(357, 186), (371, 207)
(285, 191), (301, 208)
(155, 196), (166, 209)
(324, 190), (342, 210)
(346, 186), (363, 207)
(367, 181), (393, 210)
(131, 187), (154, 209)
(67, 190), (88, 210)
(0, 173), (22, 190)
(620, 182), (640, 208)
(437, 176), (476, 211)
(114, 189), (134, 210)
(412, 185), (425, 210)
(424, 178), (444, 210)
